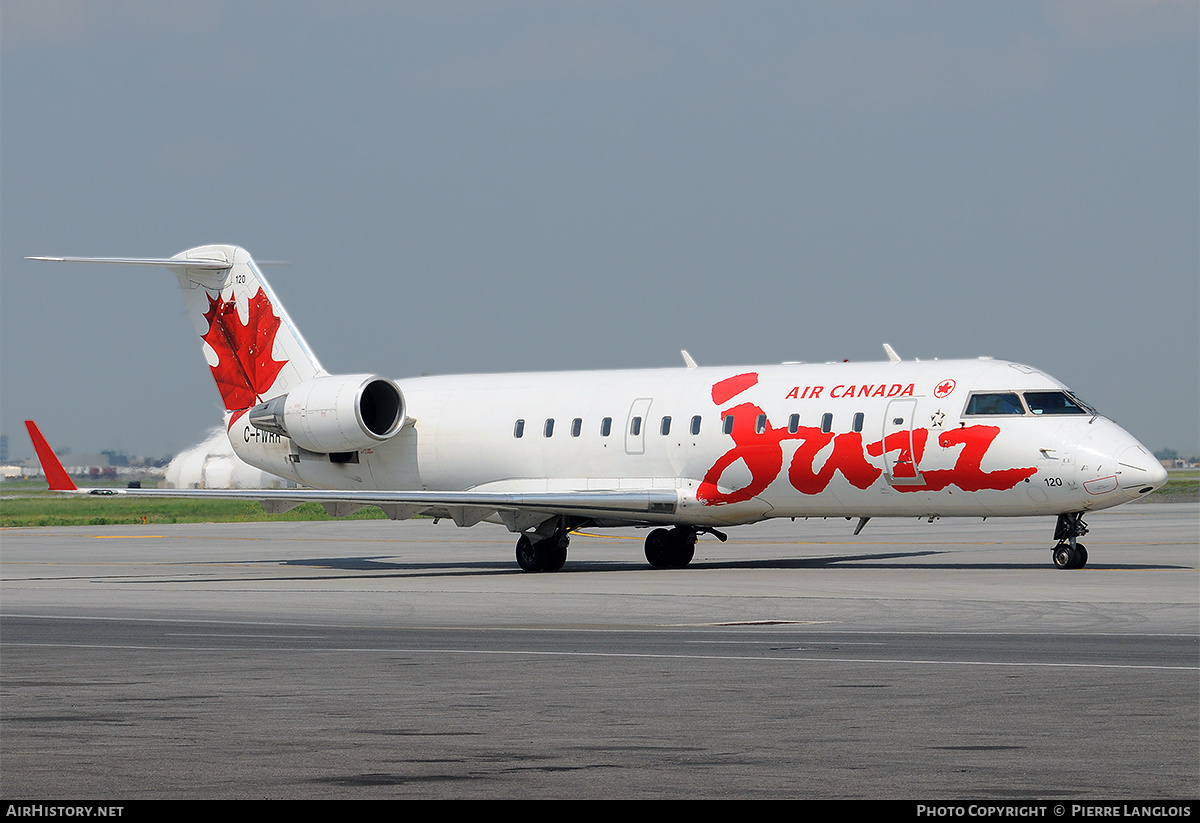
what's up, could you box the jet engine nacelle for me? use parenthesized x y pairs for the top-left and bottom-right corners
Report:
(248, 374), (405, 453)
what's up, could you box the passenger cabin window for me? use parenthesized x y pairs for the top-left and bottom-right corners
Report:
(630, 417), (642, 436)
(755, 414), (767, 434)
(571, 418), (582, 437)
(601, 417), (612, 436)
(965, 393), (1025, 415)
(1024, 391), (1089, 415)
(660, 416), (671, 436)
(723, 415), (735, 435)
(691, 416), (702, 436)
(788, 413), (800, 434)
(514, 419), (525, 438)
(544, 418), (555, 437)
(821, 413), (833, 434)
(852, 412), (864, 433)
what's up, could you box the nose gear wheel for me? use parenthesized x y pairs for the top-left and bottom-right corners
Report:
(1051, 513), (1089, 570)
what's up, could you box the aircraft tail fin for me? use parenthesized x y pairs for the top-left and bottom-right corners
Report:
(24, 420), (77, 492)
(29, 246), (324, 415)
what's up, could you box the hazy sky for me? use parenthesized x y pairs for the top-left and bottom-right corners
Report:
(2, 1), (1197, 459)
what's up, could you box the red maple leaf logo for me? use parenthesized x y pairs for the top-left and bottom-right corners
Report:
(934, 379), (956, 399)
(201, 288), (288, 413)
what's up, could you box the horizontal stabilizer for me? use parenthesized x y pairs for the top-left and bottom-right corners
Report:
(28, 245), (324, 414)
(26, 255), (231, 270)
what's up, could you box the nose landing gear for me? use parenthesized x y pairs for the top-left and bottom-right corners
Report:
(1052, 512), (1089, 570)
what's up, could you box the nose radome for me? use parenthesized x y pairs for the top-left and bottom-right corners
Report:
(1144, 459), (1169, 489)
(1117, 445), (1169, 494)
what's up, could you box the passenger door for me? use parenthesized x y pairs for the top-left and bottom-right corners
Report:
(882, 398), (925, 486)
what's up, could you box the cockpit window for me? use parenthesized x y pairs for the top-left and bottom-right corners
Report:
(1023, 391), (1089, 415)
(964, 393), (1025, 415)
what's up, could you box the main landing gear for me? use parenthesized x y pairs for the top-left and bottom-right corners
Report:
(643, 526), (725, 569)
(1052, 512), (1089, 570)
(515, 530), (569, 572)
(644, 527), (695, 569)
(514, 523), (725, 572)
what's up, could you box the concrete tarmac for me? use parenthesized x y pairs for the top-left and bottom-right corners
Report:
(1, 502), (1196, 799)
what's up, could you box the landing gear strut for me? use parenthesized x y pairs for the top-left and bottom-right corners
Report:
(1052, 512), (1089, 570)
(515, 530), (569, 572)
(644, 527), (698, 569)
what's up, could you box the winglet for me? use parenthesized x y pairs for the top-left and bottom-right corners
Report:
(882, 343), (901, 362)
(681, 350), (698, 369)
(24, 421), (77, 491)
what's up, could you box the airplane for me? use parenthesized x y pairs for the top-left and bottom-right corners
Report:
(26, 244), (1168, 572)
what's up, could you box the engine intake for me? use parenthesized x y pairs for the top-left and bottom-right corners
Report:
(248, 374), (405, 453)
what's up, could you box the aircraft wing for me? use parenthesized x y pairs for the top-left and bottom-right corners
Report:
(23, 421), (678, 530)
(70, 485), (678, 527)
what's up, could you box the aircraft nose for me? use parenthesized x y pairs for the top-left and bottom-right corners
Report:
(1117, 444), (1169, 497)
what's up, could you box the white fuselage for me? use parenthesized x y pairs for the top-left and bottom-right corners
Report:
(229, 356), (1165, 528)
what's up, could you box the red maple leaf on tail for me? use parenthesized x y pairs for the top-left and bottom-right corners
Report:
(201, 288), (288, 416)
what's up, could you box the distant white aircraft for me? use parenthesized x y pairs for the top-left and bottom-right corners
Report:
(27, 245), (1167, 571)
(163, 426), (292, 490)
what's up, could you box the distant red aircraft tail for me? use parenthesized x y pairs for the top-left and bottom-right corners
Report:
(24, 420), (77, 492)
